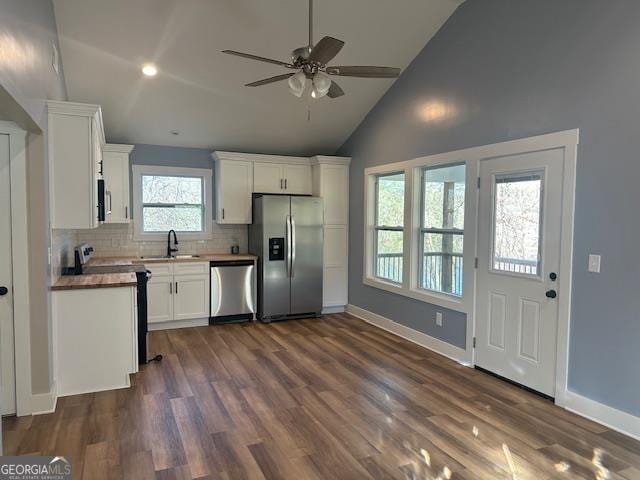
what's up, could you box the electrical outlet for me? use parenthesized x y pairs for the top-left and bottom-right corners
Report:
(436, 312), (443, 327)
(588, 254), (601, 273)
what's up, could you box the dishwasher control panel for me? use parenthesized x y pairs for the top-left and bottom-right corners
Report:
(269, 237), (285, 261)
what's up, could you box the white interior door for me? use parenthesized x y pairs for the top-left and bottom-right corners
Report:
(0, 134), (16, 415)
(476, 148), (564, 397)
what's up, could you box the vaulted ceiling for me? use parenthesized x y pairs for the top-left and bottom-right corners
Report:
(53, 0), (463, 155)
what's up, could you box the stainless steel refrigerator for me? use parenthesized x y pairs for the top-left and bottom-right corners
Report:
(249, 195), (323, 322)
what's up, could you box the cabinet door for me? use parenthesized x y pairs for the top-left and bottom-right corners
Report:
(173, 274), (210, 320)
(320, 164), (349, 224)
(283, 164), (312, 194)
(147, 276), (174, 323)
(253, 162), (283, 193)
(217, 160), (253, 224)
(103, 151), (130, 223)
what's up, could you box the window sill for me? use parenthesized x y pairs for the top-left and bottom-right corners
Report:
(363, 276), (468, 314)
(132, 232), (213, 242)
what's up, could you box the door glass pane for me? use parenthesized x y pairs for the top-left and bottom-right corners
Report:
(376, 173), (405, 227)
(143, 205), (203, 232)
(422, 232), (464, 295)
(493, 173), (543, 275)
(375, 230), (403, 283)
(142, 175), (202, 204)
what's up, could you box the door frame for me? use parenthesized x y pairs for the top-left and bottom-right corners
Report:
(471, 129), (579, 406)
(0, 121), (32, 416)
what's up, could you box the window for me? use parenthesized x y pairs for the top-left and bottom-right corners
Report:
(133, 165), (212, 240)
(492, 172), (543, 275)
(374, 172), (405, 283)
(419, 164), (465, 296)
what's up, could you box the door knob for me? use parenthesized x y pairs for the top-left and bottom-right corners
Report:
(545, 289), (557, 299)
(0, 286), (8, 296)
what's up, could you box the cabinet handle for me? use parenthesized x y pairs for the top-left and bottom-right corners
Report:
(98, 160), (103, 176)
(284, 178), (288, 190)
(170, 282), (172, 294)
(222, 208), (225, 220)
(125, 206), (128, 219)
(175, 281), (178, 294)
(280, 178), (283, 189)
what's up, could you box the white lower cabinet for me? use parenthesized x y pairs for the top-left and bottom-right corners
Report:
(53, 286), (137, 397)
(146, 262), (210, 327)
(174, 274), (210, 320)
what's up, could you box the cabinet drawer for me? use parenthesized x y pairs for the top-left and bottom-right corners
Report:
(145, 263), (173, 277)
(173, 262), (209, 276)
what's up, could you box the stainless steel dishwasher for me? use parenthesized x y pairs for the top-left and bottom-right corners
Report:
(209, 260), (255, 324)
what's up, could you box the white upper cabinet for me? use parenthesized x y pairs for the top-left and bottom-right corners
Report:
(282, 164), (312, 194)
(102, 144), (134, 223)
(214, 154), (253, 224)
(253, 161), (312, 195)
(48, 101), (105, 229)
(253, 162), (284, 194)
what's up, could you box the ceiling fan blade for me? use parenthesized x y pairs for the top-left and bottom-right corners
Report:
(246, 73), (295, 87)
(327, 81), (344, 99)
(308, 36), (345, 65)
(222, 50), (293, 68)
(326, 66), (401, 78)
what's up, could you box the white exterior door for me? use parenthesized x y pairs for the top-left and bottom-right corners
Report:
(0, 134), (16, 415)
(476, 148), (564, 397)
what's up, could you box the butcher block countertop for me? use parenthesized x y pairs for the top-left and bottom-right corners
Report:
(51, 273), (138, 291)
(88, 254), (256, 266)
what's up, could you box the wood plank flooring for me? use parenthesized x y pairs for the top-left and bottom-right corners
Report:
(3, 313), (640, 479)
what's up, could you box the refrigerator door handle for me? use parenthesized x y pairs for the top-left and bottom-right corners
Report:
(286, 215), (292, 278)
(290, 216), (296, 278)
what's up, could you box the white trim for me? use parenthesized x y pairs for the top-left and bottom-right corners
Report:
(103, 143), (135, 154)
(213, 151), (309, 165)
(310, 155), (351, 166)
(346, 304), (471, 365)
(0, 122), (32, 416)
(132, 165), (213, 241)
(31, 384), (57, 415)
(559, 390), (640, 442)
(322, 305), (346, 314)
(46, 100), (105, 145)
(148, 317), (209, 331)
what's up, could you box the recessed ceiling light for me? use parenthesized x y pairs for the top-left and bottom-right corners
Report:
(142, 63), (158, 77)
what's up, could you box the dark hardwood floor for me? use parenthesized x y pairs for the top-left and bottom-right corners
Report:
(3, 313), (640, 479)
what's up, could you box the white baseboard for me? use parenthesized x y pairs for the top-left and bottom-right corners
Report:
(148, 317), (209, 331)
(346, 304), (471, 365)
(31, 384), (58, 415)
(322, 305), (346, 314)
(557, 390), (640, 441)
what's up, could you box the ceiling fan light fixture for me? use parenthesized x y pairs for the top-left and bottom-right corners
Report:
(288, 71), (307, 97)
(311, 72), (331, 99)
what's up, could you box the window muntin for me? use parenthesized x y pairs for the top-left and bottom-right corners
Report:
(374, 172), (405, 283)
(141, 174), (204, 233)
(419, 164), (465, 296)
(492, 172), (543, 276)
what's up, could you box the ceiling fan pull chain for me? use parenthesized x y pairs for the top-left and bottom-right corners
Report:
(309, 0), (314, 48)
(308, 105), (311, 123)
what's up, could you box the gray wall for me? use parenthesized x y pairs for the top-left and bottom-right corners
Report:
(0, 0), (67, 395)
(339, 0), (640, 417)
(128, 143), (214, 219)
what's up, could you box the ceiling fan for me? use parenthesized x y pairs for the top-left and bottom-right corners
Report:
(222, 0), (401, 99)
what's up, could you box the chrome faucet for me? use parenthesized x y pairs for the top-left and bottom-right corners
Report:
(167, 230), (179, 258)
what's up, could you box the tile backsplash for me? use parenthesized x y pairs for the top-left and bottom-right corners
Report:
(73, 223), (248, 259)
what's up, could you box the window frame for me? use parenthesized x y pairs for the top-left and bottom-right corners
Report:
(363, 154), (478, 314)
(132, 165), (213, 241)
